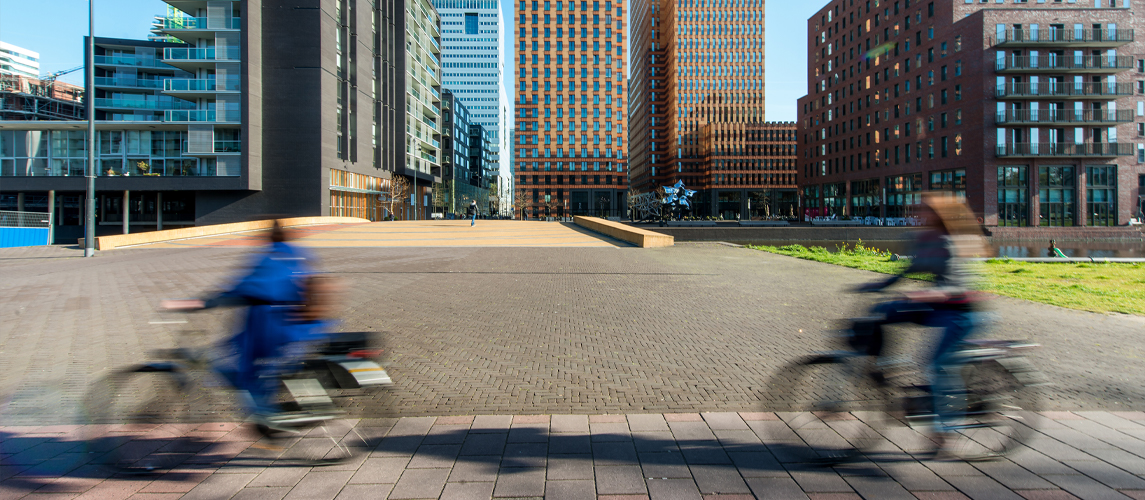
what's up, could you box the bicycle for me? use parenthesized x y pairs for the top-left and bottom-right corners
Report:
(764, 301), (1047, 464)
(82, 310), (392, 473)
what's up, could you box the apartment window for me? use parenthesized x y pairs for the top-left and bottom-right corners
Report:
(955, 85), (961, 101)
(1139, 123), (1145, 137)
(954, 134), (962, 155)
(998, 165), (1029, 227)
(1087, 165), (1117, 226)
(955, 60), (962, 76)
(941, 136), (948, 157)
(1039, 166), (1075, 227)
(954, 35), (962, 51)
(927, 2), (934, 17)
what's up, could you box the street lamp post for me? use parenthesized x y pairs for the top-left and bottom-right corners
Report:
(84, 0), (96, 257)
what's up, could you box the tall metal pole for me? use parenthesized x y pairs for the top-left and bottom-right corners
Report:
(84, 0), (96, 257)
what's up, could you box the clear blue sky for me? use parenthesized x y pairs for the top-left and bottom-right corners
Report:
(1, 0), (821, 121)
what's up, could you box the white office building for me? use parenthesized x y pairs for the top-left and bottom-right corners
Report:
(432, 0), (507, 181)
(0, 42), (40, 79)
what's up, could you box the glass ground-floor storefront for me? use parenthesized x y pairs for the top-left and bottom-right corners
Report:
(0, 190), (197, 241)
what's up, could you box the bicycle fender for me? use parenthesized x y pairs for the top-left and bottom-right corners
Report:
(327, 360), (393, 389)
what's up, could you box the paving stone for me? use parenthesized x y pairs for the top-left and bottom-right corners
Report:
(502, 442), (547, 468)
(460, 432), (508, 456)
(471, 416), (513, 433)
(247, 468), (309, 488)
(640, 452), (692, 479)
(646, 477), (702, 500)
(787, 468), (855, 493)
(547, 455), (594, 481)
(910, 493), (972, 500)
(1042, 474), (1136, 500)
(230, 487), (292, 500)
(180, 472), (256, 500)
(632, 432), (679, 454)
(441, 481), (495, 500)
(1013, 490), (1081, 500)
(726, 452), (785, 478)
(283, 471), (354, 500)
(448, 455), (502, 482)
(592, 423), (633, 442)
(1062, 461), (1145, 490)
(593, 441), (639, 467)
(973, 461), (1058, 490)
(349, 457), (409, 484)
(549, 433), (592, 455)
(492, 467), (546, 498)
(544, 479), (596, 500)
(701, 414), (749, 431)
(626, 415), (670, 433)
(841, 475), (917, 500)
(941, 474), (1027, 500)
(550, 416), (590, 434)
(422, 425), (469, 445)
(744, 477), (810, 499)
(333, 483), (395, 499)
(387, 469), (450, 500)
(595, 466), (647, 495)
(406, 444), (461, 469)
(688, 465), (750, 494)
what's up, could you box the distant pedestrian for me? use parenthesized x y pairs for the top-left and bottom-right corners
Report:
(468, 200), (478, 226)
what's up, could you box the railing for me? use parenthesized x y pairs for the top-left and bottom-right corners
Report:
(996, 142), (1134, 157)
(161, 17), (241, 30)
(0, 210), (51, 228)
(163, 47), (241, 61)
(164, 110), (216, 121)
(94, 77), (164, 89)
(93, 55), (168, 68)
(164, 78), (241, 91)
(214, 140), (241, 152)
(995, 109), (1133, 124)
(94, 98), (197, 110)
(996, 28), (1134, 45)
(996, 55), (1134, 71)
(995, 82), (1134, 98)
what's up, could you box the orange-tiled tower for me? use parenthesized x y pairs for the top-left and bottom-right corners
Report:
(513, 0), (628, 218)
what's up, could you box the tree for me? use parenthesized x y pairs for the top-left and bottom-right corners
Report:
(385, 175), (411, 220)
(512, 189), (529, 219)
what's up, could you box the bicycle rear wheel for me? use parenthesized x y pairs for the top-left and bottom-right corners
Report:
(942, 359), (1041, 460)
(764, 355), (888, 464)
(82, 366), (205, 473)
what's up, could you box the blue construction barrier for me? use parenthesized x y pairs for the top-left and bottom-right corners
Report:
(0, 227), (51, 248)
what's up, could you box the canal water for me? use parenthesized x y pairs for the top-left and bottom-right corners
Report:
(730, 239), (1145, 258)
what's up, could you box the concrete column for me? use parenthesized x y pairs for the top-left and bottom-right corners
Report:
(122, 190), (129, 235)
(156, 192), (163, 230)
(16, 192), (25, 212)
(47, 190), (55, 245)
(1029, 164), (1041, 227)
(1076, 166), (1088, 226)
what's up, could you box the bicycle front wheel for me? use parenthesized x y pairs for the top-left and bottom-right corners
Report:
(763, 355), (888, 464)
(942, 358), (1042, 460)
(82, 366), (206, 473)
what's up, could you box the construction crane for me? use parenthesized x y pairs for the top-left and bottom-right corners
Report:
(39, 65), (84, 84)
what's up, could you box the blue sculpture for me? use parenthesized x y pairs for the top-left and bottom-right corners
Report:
(661, 181), (697, 220)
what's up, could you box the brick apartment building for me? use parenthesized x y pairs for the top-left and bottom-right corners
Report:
(514, 0), (629, 218)
(798, 0), (1145, 231)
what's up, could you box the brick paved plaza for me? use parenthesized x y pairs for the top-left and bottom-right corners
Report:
(1, 231), (1144, 498)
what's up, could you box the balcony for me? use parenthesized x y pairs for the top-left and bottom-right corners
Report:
(996, 142), (1134, 157)
(93, 55), (174, 70)
(160, 16), (240, 31)
(995, 82), (1134, 99)
(94, 98), (197, 111)
(995, 109), (1132, 125)
(163, 78), (241, 99)
(163, 47), (241, 70)
(184, 140), (241, 155)
(996, 55), (1133, 73)
(995, 28), (1134, 48)
(164, 110), (216, 122)
(94, 77), (164, 90)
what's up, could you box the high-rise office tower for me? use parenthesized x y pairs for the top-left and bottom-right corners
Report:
(798, 0), (1145, 230)
(628, 0), (768, 214)
(514, 0), (628, 218)
(433, 0), (507, 184)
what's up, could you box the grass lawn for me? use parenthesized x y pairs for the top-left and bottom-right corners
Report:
(748, 243), (1145, 316)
